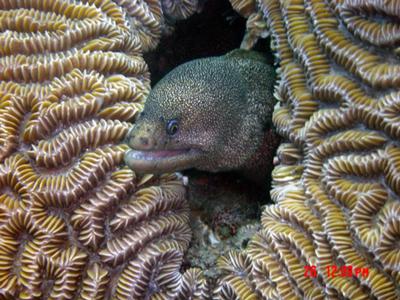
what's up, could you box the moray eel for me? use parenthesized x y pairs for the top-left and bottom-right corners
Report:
(124, 49), (277, 182)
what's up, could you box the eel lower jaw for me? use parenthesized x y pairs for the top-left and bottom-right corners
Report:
(124, 148), (202, 174)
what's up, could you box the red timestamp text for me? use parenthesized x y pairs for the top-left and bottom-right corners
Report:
(304, 265), (369, 279)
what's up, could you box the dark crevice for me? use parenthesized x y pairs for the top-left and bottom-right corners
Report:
(145, 0), (272, 85)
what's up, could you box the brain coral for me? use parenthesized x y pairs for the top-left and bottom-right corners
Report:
(0, 0), (199, 299)
(218, 0), (400, 298)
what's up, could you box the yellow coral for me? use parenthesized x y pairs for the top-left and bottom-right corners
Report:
(222, 0), (400, 298)
(0, 0), (195, 298)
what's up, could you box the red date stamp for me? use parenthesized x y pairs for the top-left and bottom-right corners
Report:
(304, 265), (369, 279)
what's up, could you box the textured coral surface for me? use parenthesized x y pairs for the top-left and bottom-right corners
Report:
(219, 0), (400, 298)
(0, 0), (196, 299)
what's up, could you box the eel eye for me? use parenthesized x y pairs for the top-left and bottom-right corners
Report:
(166, 119), (179, 136)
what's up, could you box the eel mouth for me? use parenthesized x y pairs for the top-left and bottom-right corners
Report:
(124, 148), (201, 174)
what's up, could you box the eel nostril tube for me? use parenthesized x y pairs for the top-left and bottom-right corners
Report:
(140, 137), (150, 146)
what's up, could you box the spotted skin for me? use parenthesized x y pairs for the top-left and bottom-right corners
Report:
(125, 49), (277, 183)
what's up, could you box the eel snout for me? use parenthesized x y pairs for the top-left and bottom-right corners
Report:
(124, 124), (201, 174)
(126, 123), (158, 151)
